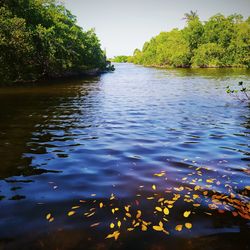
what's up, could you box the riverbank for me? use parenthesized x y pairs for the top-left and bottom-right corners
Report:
(0, 63), (115, 86)
(133, 63), (249, 69)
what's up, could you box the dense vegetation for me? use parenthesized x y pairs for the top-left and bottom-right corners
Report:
(0, 0), (109, 84)
(111, 55), (131, 63)
(130, 12), (250, 68)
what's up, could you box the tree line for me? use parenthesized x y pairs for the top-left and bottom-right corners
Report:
(0, 0), (109, 84)
(129, 12), (250, 68)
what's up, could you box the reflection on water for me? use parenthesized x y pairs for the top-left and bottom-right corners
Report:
(0, 64), (249, 249)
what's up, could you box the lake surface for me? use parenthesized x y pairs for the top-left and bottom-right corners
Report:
(0, 64), (249, 250)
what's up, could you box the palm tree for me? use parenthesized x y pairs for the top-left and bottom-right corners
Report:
(183, 10), (199, 22)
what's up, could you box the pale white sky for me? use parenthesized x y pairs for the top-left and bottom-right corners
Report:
(64, 0), (250, 58)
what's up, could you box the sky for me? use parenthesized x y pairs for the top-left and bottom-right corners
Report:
(64, 0), (250, 58)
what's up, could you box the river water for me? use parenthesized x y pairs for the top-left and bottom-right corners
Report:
(0, 64), (249, 249)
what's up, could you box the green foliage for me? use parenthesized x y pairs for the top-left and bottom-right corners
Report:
(226, 81), (250, 102)
(191, 43), (225, 67)
(131, 12), (250, 68)
(0, 0), (108, 83)
(112, 55), (130, 63)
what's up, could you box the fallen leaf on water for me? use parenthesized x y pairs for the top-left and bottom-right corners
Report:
(206, 179), (214, 183)
(174, 186), (184, 191)
(48, 217), (54, 223)
(152, 185), (156, 190)
(142, 224), (147, 231)
(153, 225), (163, 231)
(147, 197), (154, 200)
(204, 212), (212, 216)
(163, 207), (169, 215)
(124, 205), (130, 212)
(105, 231), (120, 240)
(193, 204), (201, 207)
(136, 210), (142, 219)
(72, 206), (80, 209)
(175, 225), (183, 231)
(68, 211), (76, 216)
(110, 223), (115, 229)
(193, 194), (199, 199)
(154, 172), (165, 177)
(90, 222), (100, 227)
(46, 213), (52, 220)
(153, 221), (164, 231)
(183, 211), (191, 218)
(155, 207), (162, 212)
(185, 223), (192, 229)
(117, 221), (121, 228)
(86, 212), (95, 217)
(126, 213), (132, 218)
(99, 202), (103, 208)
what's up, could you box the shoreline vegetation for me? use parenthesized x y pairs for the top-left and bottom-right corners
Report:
(0, 0), (114, 85)
(112, 12), (250, 69)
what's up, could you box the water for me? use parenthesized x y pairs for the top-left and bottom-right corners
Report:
(0, 64), (249, 249)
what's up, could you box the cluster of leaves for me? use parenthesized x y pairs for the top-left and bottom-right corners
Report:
(111, 55), (132, 63)
(226, 81), (250, 102)
(46, 164), (250, 241)
(0, 0), (108, 84)
(131, 12), (250, 68)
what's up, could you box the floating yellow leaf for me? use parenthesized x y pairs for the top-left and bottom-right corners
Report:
(99, 202), (103, 208)
(153, 225), (163, 231)
(72, 206), (80, 209)
(142, 224), (147, 231)
(152, 185), (156, 190)
(110, 223), (115, 229)
(110, 193), (115, 200)
(86, 212), (95, 217)
(185, 223), (192, 229)
(90, 222), (100, 227)
(206, 179), (214, 183)
(68, 211), (76, 216)
(147, 197), (154, 200)
(49, 217), (54, 223)
(136, 210), (142, 219)
(174, 186), (184, 191)
(175, 225), (183, 231)
(163, 207), (169, 215)
(105, 231), (120, 240)
(183, 211), (191, 218)
(193, 203), (200, 207)
(126, 213), (132, 218)
(117, 221), (121, 228)
(46, 213), (52, 220)
(155, 207), (162, 212)
(124, 205), (130, 212)
(154, 172), (165, 177)
(127, 228), (134, 231)
(193, 194), (199, 199)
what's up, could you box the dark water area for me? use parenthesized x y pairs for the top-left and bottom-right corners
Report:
(0, 64), (249, 250)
